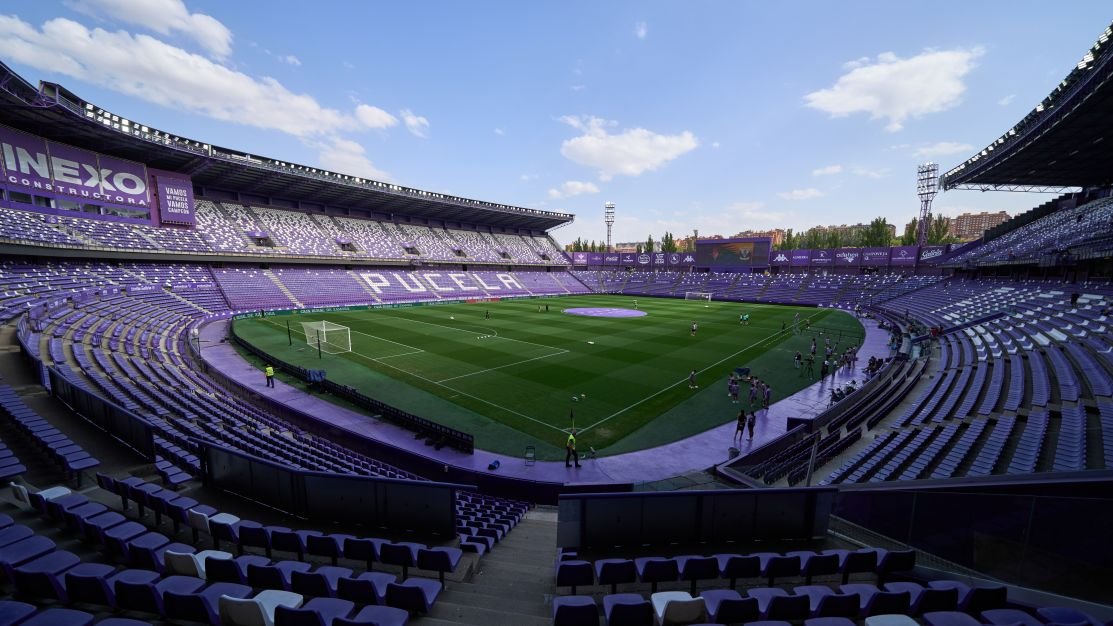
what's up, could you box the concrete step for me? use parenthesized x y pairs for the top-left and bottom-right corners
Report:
(427, 599), (552, 626)
(440, 586), (550, 617)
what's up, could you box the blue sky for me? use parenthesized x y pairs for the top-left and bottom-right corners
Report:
(1, 1), (1109, 246)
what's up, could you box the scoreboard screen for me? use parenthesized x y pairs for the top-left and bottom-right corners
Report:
(695, 237), (772, 267)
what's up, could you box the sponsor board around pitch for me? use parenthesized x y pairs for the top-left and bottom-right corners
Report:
(919, 245), (949, 262)
(572, 252), (588, 265)
(620, 252), (637, 265)
(770, 251), (791, 266)
(790, 249), (811, 266)
(637, 253), (651, 266)
(587, 252), (605, 265)
(862, 247), (891, 266)
(835, 248), (861, 266)
(890, 245), (919, 266)
(653, 252), (666, 265)
(0, 123), (150, 209)
(810, 249), (834, 265)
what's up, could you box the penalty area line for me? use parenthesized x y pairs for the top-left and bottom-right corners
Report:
(435, 348), (570, 383)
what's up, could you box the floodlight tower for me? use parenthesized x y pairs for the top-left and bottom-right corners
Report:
(916, 163), (939, 247)
(604, 202), (615, 252)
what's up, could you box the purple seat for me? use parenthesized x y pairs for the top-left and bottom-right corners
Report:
(101, 522), (149, 556)
(923, 611), (984, 626)
(205, 554), (269, 585)
(603, 593), (652, 626)
(342, 537), (383, 571)
(306, 534), (351, 566)
(552, 595), (599, 626)
(982, 609), (1044, 626)
(860, 590), (911, 618)
(806, 618), (857, 626)
(271, 529), (322, 561)
(121, 532), (170, 567)
(379, 542), (423, 579)
(1036, 607), (1102, 626)
(884, 582), (959, 614)
(92, 620), (151, 626)
(0, 536), (56, 580)
(748, 588), (810, 621)
(927, 581), (1007, 613)
(164, 582), (252, 625)
(556, 560), (594, 595)
(0, 600), (37, 625)
(336, 571), (396, 606)
(755, 553), (801, 586)
(12, 550), (81, 601)
(208, 516), (245, 552)
(115, 573), (205, 614)
(822, 549), (878, 584)
(385, 578), (442, 614)
(42, 493), (88, 522)
(250, 561), (314, 591)
(788, 551), (840, 585)
(700, 589), (759, 625)
(134, 541), (195, 573)
(875, 549), (916, 583)
(65, 564), (138, 609)
(239, 524), (275, 558)
(291, 566), (353, 598)
(416, 547), (462, 585)
(333, 604), (409, 626)
(676, 555), (719, 595)
(595, 558), (637, 595)
(634, 557), (679, 594)
(0, 526), (33, 548)
(18, 608), (95, 626)
(60, 503), (107, 532)
(79, 512), (126, 544)
(274, 597), (355, 626)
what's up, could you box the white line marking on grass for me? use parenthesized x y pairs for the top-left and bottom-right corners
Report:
(262, 319), (425, 359)
(435, 348), (570, 383)
(577, 310), (826, 435)
(386, 314), (562, 352)
(345, 349), (568, 434)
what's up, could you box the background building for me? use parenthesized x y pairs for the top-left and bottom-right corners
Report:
(948, 210), (1011, 241)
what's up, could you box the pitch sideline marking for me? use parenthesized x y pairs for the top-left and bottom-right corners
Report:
(435, 348), (571, 383)
(262, 319), (426, 360)
(576, 310), (827, 435)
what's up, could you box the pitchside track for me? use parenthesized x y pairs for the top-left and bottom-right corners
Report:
(233, 295), (864, 459)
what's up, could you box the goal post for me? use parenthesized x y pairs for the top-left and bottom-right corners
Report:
(299, 320), (352, 354)
(684, 292), (713, 303)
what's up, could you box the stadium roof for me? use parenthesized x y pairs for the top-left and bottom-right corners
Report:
(942, 23), (1113, 192)
(0, 62), (573, 231)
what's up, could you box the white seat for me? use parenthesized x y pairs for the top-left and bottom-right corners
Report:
(651, 591), (707, 625)
(9, 483), (71, 509)
(165, 549), (232, 578)
(865, 614), (920, 626)
(219, 590), (302, 626)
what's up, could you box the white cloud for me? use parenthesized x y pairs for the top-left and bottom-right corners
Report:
(812, 164), (842, 176)
(520, 173), (538, 182)
(851, 166), (891, 179)
(342, 60), (355, 69)
(547, 180), (600, 199)
(778, 188), (825, 201)
(635, 21), (648, 40)
(805, 47), (983, 131)
(0, 15), (373, 138)
(281, 54), (301, 66)
(355, 104), (397, 129)
(711, 141), (721, 148)
(558, 115), (698, 181)
(494, 128), (504, 135)
(400, 109), (429, 138)
(67, 0), (232, 58)
(313, 137), (391, 182)
(997, 94), (1015, 106)
(912, 141), (973, 158)
(570, 84), (586, 92)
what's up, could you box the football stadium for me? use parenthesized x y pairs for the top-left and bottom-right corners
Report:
(0, 3), (1110, 626)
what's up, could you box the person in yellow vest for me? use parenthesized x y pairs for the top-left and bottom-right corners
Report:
(265, 364), (275, 388)
(565, 430), (581, 468)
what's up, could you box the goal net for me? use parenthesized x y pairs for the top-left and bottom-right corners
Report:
(300, 321), (351, 354)
(684, 292), (713, 303)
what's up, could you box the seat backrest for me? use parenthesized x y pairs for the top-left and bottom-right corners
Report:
(661, 597), (706, 625)
(163, 550), (201, 577)
(273, 604), (326, 626)
(187, 509), (210, 533)
(9, 483), (29, 508)
(219, 595), (266, 626)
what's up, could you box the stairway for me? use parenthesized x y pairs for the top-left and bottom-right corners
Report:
(422, 507), (557, 625)
(262, 270), (305, 308)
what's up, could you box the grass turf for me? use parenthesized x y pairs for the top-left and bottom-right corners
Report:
(233, 295), (863, 460)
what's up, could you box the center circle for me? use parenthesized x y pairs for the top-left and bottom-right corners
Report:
(564, 307), (648, 318)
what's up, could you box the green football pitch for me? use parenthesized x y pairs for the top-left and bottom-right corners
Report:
(233, 295), (864, 460)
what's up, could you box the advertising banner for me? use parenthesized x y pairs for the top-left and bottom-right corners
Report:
(862, 247), (891, 266)
(919, 245), (949, 263)
(890, 246), (919, 267)
(572, 252), (588, 265)
(670, 252), (696, 266)
(0, 124), (150, 208)
(636, 253), (652, 266)
(586, 252), (605, 265)
(790, 250), (811, 267)
(770, 250), (791, 266)
(835, 248), (862, 266)
(810, 249), (834, 266)
(653, 252), (666, 266)
(620, 252), (636, 265)
(603, 253), (621, 265)
(153, 172), (195, 226)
